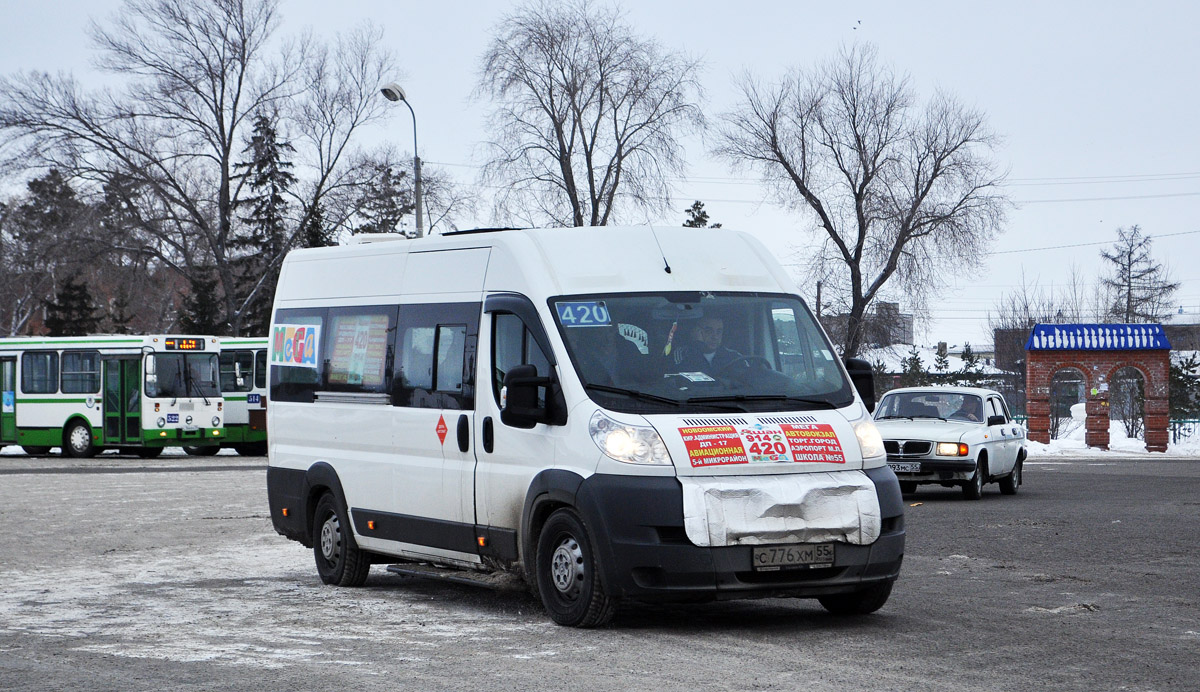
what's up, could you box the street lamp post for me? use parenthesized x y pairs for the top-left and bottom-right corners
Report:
(379, 82), (424, 238)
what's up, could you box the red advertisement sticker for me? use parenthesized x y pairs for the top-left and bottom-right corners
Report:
(780, 423), (846, 463)
(680, 426), (748, 467)
(436, 415), (448, 445)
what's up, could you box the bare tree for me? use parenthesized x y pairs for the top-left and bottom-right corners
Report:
(477, 0), (704, 227)
(716, 45), (1007, 357)
(1100, 225), (1179, 323)
(0, 0), (398, 335)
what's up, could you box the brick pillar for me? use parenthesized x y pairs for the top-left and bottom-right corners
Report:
(1144, 396), (1169, 453)
(1025, 354), (1051, 444)
(1084, 395), (1110, 450)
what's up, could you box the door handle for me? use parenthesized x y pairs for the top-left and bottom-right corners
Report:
(457, 414), (469, 453)
(483, 416), (494, 454)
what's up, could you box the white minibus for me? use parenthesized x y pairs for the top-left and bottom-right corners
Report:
(266, 227), (903, 626)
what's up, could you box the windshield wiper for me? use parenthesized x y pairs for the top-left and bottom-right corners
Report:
(183, 363), (211, 406)
(584, 384), (683, 408)
(876, 415), (914, 420)
(685, 394), (839, 410)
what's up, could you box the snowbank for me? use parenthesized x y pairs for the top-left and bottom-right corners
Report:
(1025, 402), (1200, 458)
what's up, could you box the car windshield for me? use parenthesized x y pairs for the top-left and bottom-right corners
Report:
(875, 391), (984, 423)
(549, 291), (853, 413)
(146, 353), (221, 398)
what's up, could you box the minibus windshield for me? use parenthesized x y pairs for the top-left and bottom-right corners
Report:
(550, 292), (854, 414)
(146, 353), (221, 399)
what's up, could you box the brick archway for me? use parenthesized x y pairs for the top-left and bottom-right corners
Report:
(1025, 324), (1171, 452)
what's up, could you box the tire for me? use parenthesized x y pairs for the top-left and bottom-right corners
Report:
(183, 445), (221, 457)
(962, 457), (987, 500)
(535, 508), (616, 627)
(21, 446), (52, 456)
(136, 447), (164, 458)
(818, 580), (894, 615)
(999, 460), (1022, 495)
(899, 481), (917, 495)
(233, 441), (268, 456)
(312, 493), (371, 587)
(62, 420), (98, 458)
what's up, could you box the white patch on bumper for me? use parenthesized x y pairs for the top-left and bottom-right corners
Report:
(680, 471), (881, 547)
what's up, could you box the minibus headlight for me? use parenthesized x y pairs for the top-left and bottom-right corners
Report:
(156, 417), (166, 428)
(852, 418), (885, 459)
(212, 416), (220, 427)
(589, 411), (671, 465)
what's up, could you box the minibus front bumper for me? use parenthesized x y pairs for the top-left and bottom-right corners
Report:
(574, 466), (905, 602)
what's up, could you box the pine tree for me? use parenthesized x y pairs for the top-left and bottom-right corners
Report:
(44, 277), (101, 336)
(180, 271), (226, 335)
(900, 346), (928, 387)
(354, 164), (414, 235)
(959, 343), (980, 374)
(299, 202), (334, 248)
(232, 114), (296, 335)
(1170, 354), (1200, 419)
(1100, 226), (1179, 323)
(682, 200), (722, 229)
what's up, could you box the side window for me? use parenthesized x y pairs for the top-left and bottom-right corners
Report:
(325, 307), (397, 394)
(492, 312), (551, 407)
(269, 309), (326, 403)
(22, 351), (59, 394)
(254, 349), (267, 389)
(219, 350), (255, 393)
(61, 350), (100, 394)
(393, 302), (480, 410)
(987, 397), (1004, 421)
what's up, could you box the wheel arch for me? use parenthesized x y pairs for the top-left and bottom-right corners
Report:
(61, 414), (96, 446)
(303, 461), (350, 547)
(520, 469), (586, 580)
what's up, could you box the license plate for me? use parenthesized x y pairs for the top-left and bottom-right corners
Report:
(752, 543), (834, 571)
(888, 461), (922, 473)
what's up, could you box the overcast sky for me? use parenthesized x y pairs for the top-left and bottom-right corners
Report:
(4, 0), (1198, 349)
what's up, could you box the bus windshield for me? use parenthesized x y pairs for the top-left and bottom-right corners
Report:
(550, 291), (853, 414)
(146, 353), (221, 399)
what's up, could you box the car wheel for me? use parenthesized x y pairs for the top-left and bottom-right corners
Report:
(63, 421), (97, 458)
(535, 508), (616, 627)
(183, 445), (221, 457)
(312, 493), (371, 587)
(999, 460), (1022, 495)
(21, 445), (52, 456)
(899, 481), (917, 495)
(962, 458), (986, 500)
(818, 580), (894, 615)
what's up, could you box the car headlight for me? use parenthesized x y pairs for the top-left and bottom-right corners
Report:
(212, 416), (220, 427)
(156, 417), (166, 428)
(589, 410), (671, 465)
(937, 442), (970, 456)
(852, 418), (885, 459)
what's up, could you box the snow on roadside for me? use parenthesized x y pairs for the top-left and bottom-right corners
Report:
(1025, 402), (1200, 458)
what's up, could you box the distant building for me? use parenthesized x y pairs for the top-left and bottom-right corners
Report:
(820, 301), (914, 348)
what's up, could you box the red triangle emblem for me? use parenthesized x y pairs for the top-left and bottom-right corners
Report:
(436, 415), (448, 445)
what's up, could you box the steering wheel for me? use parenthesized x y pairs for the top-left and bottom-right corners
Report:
(716, 355), (774, 376)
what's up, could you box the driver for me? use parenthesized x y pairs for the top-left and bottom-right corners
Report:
(950, 397), (983, 422)
(671, 316), (742, 375)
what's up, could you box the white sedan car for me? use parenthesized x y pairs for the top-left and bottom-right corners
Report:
(872, 386), (1026, 499)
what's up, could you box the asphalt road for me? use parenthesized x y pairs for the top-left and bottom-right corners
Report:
(0, 453), (1197, 691)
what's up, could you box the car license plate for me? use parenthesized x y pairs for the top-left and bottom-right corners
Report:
(752, 543), (834, 571)
(888, 461), (922, 473)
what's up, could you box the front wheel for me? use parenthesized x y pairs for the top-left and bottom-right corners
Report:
(535, 508), (616, 627)
(63, 421), (97, 458)
(183, 445), (220, 457)
(899, 481), (917, 495)
(818, 580), (893, 615)
(233, 441), (267, 456)
(999, 460), (1022, 495)
(312, 493), (371, 587)
(962, 458), (986, 500)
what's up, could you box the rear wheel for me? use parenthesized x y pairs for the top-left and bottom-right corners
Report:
(999, 460), (1022, 495)
(312, 493), (371, 587)
(962, 458), (987, 500)
(63, 421), (97, 458)
(135, 447), (164, 458)
(535, 508), (616, 627)
(899, 481), (917, 495)
(233, 441), (267, 456)
(21, 446), (52, 456)
(183, 445), (220, 457)
(818, 580), (894, 615)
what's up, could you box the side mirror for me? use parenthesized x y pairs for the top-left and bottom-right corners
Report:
(844, 358), (876, 412)
(987, 414), (1006, 427)
(500, 364), (552, 429)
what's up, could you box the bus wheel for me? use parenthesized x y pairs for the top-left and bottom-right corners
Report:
(183, 446), (220, 457)
(233, 442), (267, 456)
(63, 421), (97, 458)
(21, 446), (52, 456)
(312, 493), (371, 587)
(136, 447), (164, 458)
(535, 508), (616, 627)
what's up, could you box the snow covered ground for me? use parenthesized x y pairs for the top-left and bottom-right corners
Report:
(1026, 402), (1200, 458)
